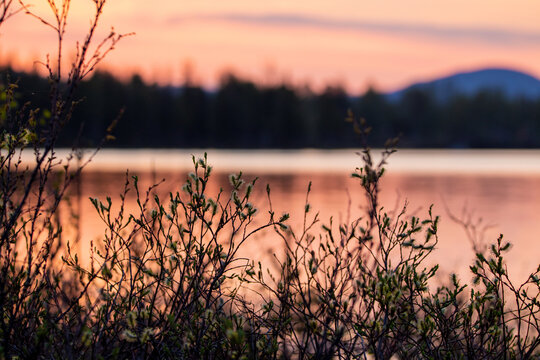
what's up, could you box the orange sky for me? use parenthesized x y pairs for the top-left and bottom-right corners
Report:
(1, 0), (540, 94)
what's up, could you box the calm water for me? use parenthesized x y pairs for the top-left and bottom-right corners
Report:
(56, 149), (540, 282)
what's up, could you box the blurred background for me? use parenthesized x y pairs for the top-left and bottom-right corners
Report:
(1, 0), (540, 148)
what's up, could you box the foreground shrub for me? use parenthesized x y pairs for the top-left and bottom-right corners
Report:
(246, 127), (540, 359)
(61, 156), (286, 358)
(4, 136), (540, 359)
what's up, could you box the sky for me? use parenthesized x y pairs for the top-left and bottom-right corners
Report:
(1, 0), (540, 94)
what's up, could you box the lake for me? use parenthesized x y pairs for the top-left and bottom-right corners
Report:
(47, 148), (540, 283)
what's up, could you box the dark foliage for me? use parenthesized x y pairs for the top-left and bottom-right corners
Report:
(3, 67), (540, 149)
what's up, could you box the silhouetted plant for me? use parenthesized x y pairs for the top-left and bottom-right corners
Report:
(0, 0), (127, 357)
(58, 155), (286, 357)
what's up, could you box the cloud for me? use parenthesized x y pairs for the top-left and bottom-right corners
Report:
(169, 13), (540, 45)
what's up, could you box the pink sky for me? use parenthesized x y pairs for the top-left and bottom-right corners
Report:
(1, 0), (540, 94)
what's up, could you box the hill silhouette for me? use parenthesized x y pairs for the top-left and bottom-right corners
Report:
(389, 68), (540, 102)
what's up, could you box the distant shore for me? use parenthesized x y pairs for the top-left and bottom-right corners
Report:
(18, 148), (540, 175)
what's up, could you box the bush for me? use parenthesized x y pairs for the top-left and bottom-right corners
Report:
(3, 115), (540, 359)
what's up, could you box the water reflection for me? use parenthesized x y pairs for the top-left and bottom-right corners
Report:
(71, 166), (540, 283)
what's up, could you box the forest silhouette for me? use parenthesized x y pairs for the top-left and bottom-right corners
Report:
(3, 66), (540, 148)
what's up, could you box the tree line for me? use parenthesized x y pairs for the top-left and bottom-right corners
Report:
(3, 66), (540, 148)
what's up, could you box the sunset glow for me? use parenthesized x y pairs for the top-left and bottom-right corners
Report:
(2, 0), (540, 93)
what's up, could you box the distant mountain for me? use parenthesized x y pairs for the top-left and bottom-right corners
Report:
(388, 68), (540, 102)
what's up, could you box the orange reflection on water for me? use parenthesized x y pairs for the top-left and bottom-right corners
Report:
(71, 168), (540, 284)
